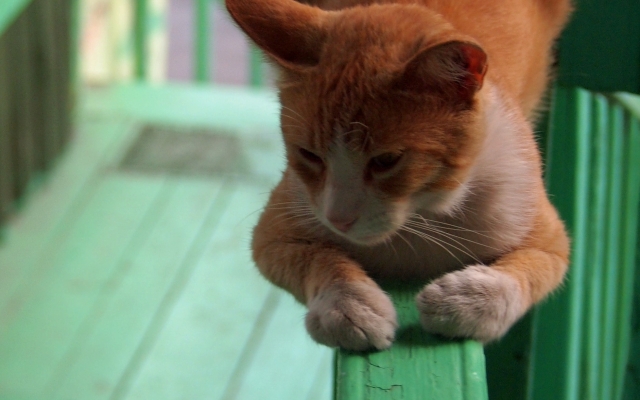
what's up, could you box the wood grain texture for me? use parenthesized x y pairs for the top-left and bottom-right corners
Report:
(335, 284), (488, 400)
(530, 88), (640, 400)
(0, 84), (331, 399)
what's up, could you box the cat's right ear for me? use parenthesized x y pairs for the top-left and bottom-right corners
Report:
(225, 0), (328, 69)
(395, 41), (488, 104)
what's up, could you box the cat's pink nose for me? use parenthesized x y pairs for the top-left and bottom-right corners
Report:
(328, 216), (358, 233)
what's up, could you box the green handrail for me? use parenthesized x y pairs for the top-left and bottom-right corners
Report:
(526, 88), (640, 400)
(334, 285), (488, 400)
(130, 0), (264, 85)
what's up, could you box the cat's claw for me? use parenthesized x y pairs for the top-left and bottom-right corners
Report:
(416, 265), (524, 343)
(305, 282), (397, 351)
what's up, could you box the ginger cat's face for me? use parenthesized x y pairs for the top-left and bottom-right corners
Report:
(281, 75), (483, 245)
(228, 2), (489, 245)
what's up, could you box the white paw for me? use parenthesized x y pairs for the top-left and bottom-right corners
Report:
(416, 265), (524, 343)
(305, 282), (397, 351)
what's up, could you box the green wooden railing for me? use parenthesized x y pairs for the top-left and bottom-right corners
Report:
(132, 0), (263, 84)
(482, 89), (640, 400)
(0, 0), (75, 233)
(527, 90), (640, 400)
(334, 285), (489, 399)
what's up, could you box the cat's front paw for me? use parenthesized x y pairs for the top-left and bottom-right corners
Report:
(416, 265), (524, 343)
(305, 282), (397, 351)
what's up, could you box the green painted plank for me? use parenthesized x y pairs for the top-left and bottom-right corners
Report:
(195, 0), (211, 82)
(81, 85), (285, 184)
(619, 113), (640, 400)
(0, 120), (134, 313)
(35, 0), (63, 170)
(0, 33), (12, 227)
(0, 0), (32, 37)
(134, 0), (149, 80)
(622, 206), (640, 400)
(121, 183), (276, 400)
(227, 291), (333, 400)
(529, 87), (592, 400)
(52, 0), (74, 149)
(81, 84), (280, 134)
(28, 0), (50, 172)
(0, 175), (165, 397)
(2, 83), (288, 399)
(49, 178), (224, 399)
(249, 45), (263, 87)
(582, 94), (609, 400)
(7, 9), (36, 204)
(335, 285), (488, 400)
(599, 103), (625, 400)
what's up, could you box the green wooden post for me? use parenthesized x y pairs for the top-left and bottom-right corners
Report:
(524, 0), (640, 397)
(614, 95), (640, 400)
(0, 0), (74, 232)
(529, 87), (592, 400)
(334, 284), (488, 400)
(527, 89), (640, 400)
(134, 0), (148, 80)
(598, 103), (624, 400)
(9, 9), (37, 206)
(37, 0), (63, 169)
(53, 0), (73, 149)
(249, 45), (263, 87)
(195, 0), (211, 82)
(583, 94), (609, 400)
(622, 216), (640, 400)
(0, 31), (11, 231)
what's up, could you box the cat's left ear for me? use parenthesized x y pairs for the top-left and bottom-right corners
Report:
(225, 0), (327, 70)
(395, 41), (488, 104)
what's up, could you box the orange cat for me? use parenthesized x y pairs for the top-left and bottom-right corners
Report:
(226, 0), (572, 349)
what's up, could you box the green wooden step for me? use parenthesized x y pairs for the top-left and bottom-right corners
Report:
(0, 84), (334, 400)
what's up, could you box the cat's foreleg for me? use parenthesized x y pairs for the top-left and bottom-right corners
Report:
(415, 205), (569, 343)
(252, 203), (398, 350)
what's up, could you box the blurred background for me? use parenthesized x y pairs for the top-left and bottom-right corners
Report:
(80, 0), (256, 85)
(0, 1), (331, 399)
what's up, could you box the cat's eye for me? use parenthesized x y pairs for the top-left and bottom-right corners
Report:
(369, 152), (403, 173)
(298, 147), (323, 165)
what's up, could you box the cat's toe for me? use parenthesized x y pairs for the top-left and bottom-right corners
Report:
(305, 282), (397, 351)
(416, 265), (524, 343)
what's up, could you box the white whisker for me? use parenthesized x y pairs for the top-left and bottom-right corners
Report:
(404, 221), (484, 264)
(393, 230), (418, 257)
(405, 219), (500, 252)
(399, 226), (465, 267)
